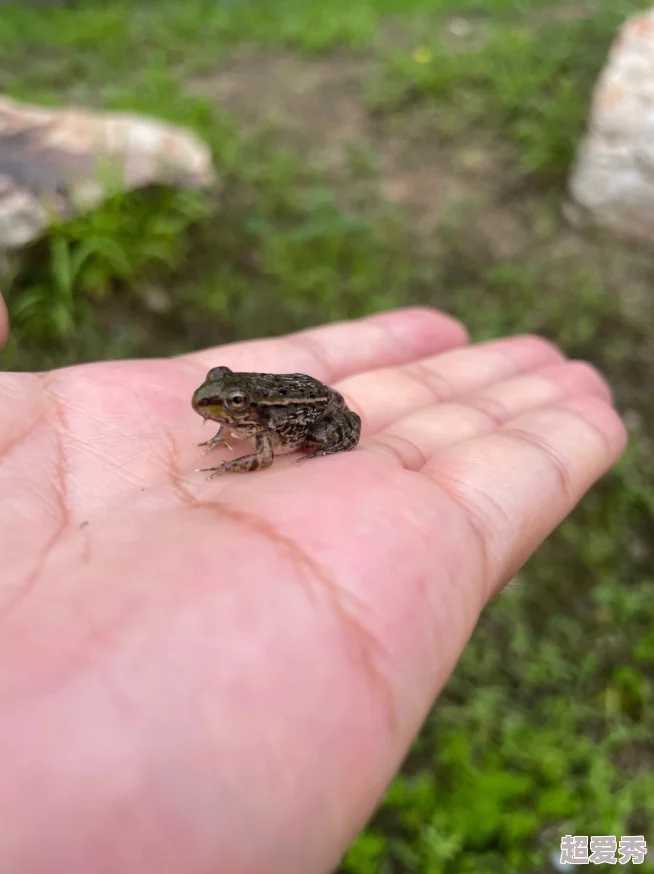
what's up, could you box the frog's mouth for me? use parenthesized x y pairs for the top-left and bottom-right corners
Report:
(192, 390), (227, 421)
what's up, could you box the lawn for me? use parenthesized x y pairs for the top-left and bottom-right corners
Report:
(1, 0), (653, 871)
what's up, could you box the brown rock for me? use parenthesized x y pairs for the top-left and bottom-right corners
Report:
(0, 96), (216, 250)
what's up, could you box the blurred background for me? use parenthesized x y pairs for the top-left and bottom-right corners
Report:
(1, 1), (652, 871)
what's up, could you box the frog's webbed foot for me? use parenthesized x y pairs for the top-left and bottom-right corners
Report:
(196, 427), (233, 455)
(295, 410), (361, 464)
(197, 434), (274, 478)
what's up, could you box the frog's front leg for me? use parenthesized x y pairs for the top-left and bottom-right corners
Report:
(197, 433), (274, 478)
(296, 409), (361, 463)
(196, 424), (233, 455)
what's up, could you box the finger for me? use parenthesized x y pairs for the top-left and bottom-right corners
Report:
(424, 394), (627, 601)
(1, 308), (465, 527)
(180, 348), (594, 491)
(0, 294), (8, 348)
(339, 334), (566, 433)
(182, 307), (468, 384)
(461, 359), (612, 412)
(369, 359), (613, 465)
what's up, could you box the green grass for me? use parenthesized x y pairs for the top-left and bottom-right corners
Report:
(1, 0), (653, 870)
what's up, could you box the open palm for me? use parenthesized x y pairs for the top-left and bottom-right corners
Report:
(0, 307), (626, 874)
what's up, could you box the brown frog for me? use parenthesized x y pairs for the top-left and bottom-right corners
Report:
(191, 366), (361, 477)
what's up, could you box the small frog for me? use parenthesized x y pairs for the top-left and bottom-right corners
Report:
(191, 366), (361, 477)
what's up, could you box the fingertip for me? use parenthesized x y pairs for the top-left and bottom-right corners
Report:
(365, 307), (469, 352)
(556, 394), (629, 461)
(491, 333), (566, 366)
(0, 294), (8, 348)
(537, 360), (614, 403)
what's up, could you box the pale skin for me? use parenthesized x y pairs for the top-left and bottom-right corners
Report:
(0, 297), (627, 874)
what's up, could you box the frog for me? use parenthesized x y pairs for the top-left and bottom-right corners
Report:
(191, 366), (362, 477)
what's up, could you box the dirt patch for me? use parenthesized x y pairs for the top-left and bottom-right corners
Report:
(528, 2), (596, 25)
(188, 49), (512, 230)
(371, 111), (508, 233)
(186, 44), (654, 301)
(471, 208), (533, 259)
(190, 51), (371, 166)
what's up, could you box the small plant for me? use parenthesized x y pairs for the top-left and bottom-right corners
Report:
(6, 186), (210, 344)
(368, 11), (637, 180)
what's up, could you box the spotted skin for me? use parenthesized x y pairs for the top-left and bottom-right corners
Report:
(191, 366), (361, 478)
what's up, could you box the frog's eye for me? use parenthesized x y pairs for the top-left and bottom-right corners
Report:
(226, 389), (249, 409)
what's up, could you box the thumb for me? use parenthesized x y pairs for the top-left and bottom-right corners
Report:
(0, 294), (8, 348)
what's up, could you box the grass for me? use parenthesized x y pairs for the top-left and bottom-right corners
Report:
(1, 0), (653, 870)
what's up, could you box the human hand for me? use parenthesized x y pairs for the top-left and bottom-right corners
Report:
(0, 307), (626, 874)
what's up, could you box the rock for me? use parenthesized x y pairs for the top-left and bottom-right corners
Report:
(142, 285), (173, 314)
(569, 8), (654, 243)
(0, 96), (216, 251)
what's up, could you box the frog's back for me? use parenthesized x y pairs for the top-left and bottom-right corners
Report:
(248, 371), (329, 402)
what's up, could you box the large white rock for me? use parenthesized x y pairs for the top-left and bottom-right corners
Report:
(0, 96), (216, 251)
(569, 8), (654, 242)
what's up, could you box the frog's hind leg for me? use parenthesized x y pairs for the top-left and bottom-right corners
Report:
(296, 410), (361, 463)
